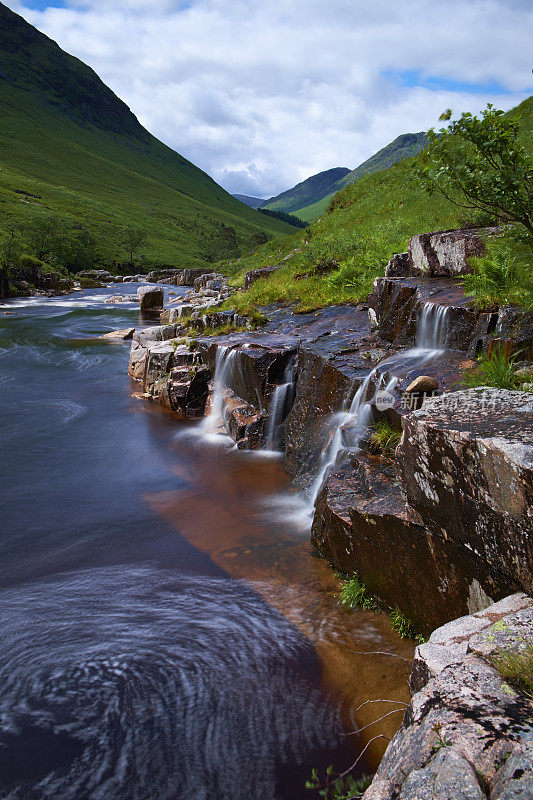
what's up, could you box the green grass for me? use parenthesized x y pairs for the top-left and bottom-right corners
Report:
(462, 350), (527, 391)
(217, 96), (532, 314)
(388, 607), (425, 643)
(491, 645), (533, 699)
(337, 574), (376, 611)
(463, 235), (533, 311)
(0, 4), (293, 271)
(368, 421), (402, 456)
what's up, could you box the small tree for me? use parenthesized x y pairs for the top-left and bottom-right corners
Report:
(417, 104), (533, 237)
(122, 226), (148, 265)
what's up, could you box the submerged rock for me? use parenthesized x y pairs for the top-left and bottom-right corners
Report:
(100, 328), (135, 340)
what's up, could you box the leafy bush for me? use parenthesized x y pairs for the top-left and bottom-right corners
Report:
(417, 104), (533, 238)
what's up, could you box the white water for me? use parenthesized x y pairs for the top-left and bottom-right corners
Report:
(304, 301), (451, 513)
(202, 345), (237, 436)
(264, 359), (296, 452)
(416, 302), (450, 350)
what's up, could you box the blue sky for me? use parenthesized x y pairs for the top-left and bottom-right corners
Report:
(8, 0), (533, 196)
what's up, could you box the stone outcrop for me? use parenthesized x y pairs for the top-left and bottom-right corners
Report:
(363, 594), (533, 800)
(77, 269), (114, 282)
(398, 389), (533, 593)
(408, 227), (502, 277)
(100, 327), (135, 340)
(312, 389), (532, 633)
(137, 285), (164, 312)
(243, 266), (280, 289)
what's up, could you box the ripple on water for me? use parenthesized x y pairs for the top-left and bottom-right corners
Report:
(0, 566), (342, 800)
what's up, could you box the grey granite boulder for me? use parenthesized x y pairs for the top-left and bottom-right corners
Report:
(137, 285), (164, 311)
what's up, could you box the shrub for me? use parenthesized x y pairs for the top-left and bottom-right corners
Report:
(389, 607), (425, 643)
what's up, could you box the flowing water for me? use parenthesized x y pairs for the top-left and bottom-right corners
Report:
(304, 300), (451, 511)
(0, 285), (413, 800)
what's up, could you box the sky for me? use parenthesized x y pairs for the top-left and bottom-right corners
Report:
(7, 0), (533, 198)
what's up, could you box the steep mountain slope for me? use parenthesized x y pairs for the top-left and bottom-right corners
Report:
(262, 167), (350, 215)
(293, 132), (428, 221)
(0, 3), (292, 268)
(232, 194), (266, 209)
(221, 95), (532, 313)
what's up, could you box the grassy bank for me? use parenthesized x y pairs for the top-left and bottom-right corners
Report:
(218, 96), (533, 314)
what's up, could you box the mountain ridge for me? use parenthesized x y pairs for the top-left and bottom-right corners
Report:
(0, 2), (292, 268)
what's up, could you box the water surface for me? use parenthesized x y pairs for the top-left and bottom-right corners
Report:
(0, 285), (412, 800)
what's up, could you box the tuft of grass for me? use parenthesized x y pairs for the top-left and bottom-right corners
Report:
(462, 349), (524, 391)
(306, 766), (372, 800)
(491, 645), (533, 699)
(389, 607), (425, 643)
(338, 574), (375, 610)
(368, 421), (402, 456)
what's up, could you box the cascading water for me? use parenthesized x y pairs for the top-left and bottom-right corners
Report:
(203, 345), (237, 435)
(416, 302), (450, 351)
(264, 359), (296, 452)
(304, 301), (451, 514)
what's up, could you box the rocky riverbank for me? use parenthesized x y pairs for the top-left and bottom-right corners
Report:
(127, 226), (532, 634)
(362, 592), (533, 800)
(126, 226), (532, 795)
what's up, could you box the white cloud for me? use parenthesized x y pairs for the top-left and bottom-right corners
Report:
(7, 0), (533, 197)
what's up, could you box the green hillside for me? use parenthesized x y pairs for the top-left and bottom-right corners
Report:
(220, 96), (533, 313)
(262, 167), (350, 215)
(0, 3), (292, 270)
(292, 132), (428, 221)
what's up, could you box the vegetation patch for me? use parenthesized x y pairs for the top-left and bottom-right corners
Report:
(368, 421), (402, 456)
(491, 645), (533, 699)
(461, 350), (530, 391)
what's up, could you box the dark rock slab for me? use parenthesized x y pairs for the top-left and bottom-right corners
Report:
(310, 453), (521, 635)
(397, 388), (533, 593)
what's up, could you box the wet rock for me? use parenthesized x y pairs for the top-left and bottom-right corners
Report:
(385, 252), (410, 278)
(363, 596), (533, 800)
(408, 227), (502, 277)
(77, 269), (114, 282)
(137, 286), (164, 311)
(243, 266), (279, 289)
(105, 295), (123, 304)
(311, 453), (521, 635)
(100, 328), (135, 340)
(196, 334), (298, 410)
(371, 276), (480, 352)
(405, 375), (439, 393)
(397, 389), (533, 593)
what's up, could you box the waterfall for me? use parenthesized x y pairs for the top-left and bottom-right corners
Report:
(416, 302), (449, 351)
(203, 345), (237, 435)
(306, 368), (398, 508)
(264, 359), (296, 452)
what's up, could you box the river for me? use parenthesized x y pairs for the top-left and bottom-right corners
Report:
(0, 283), (412, 800)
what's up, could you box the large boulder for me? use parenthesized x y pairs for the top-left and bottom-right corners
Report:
(397, 388), (533, 593)
(362, 595), (533, 800)
(408, 227), (502, 276)
(137, 285), (164, 312)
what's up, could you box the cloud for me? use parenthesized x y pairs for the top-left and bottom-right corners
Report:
(8, 0), (533, 197)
